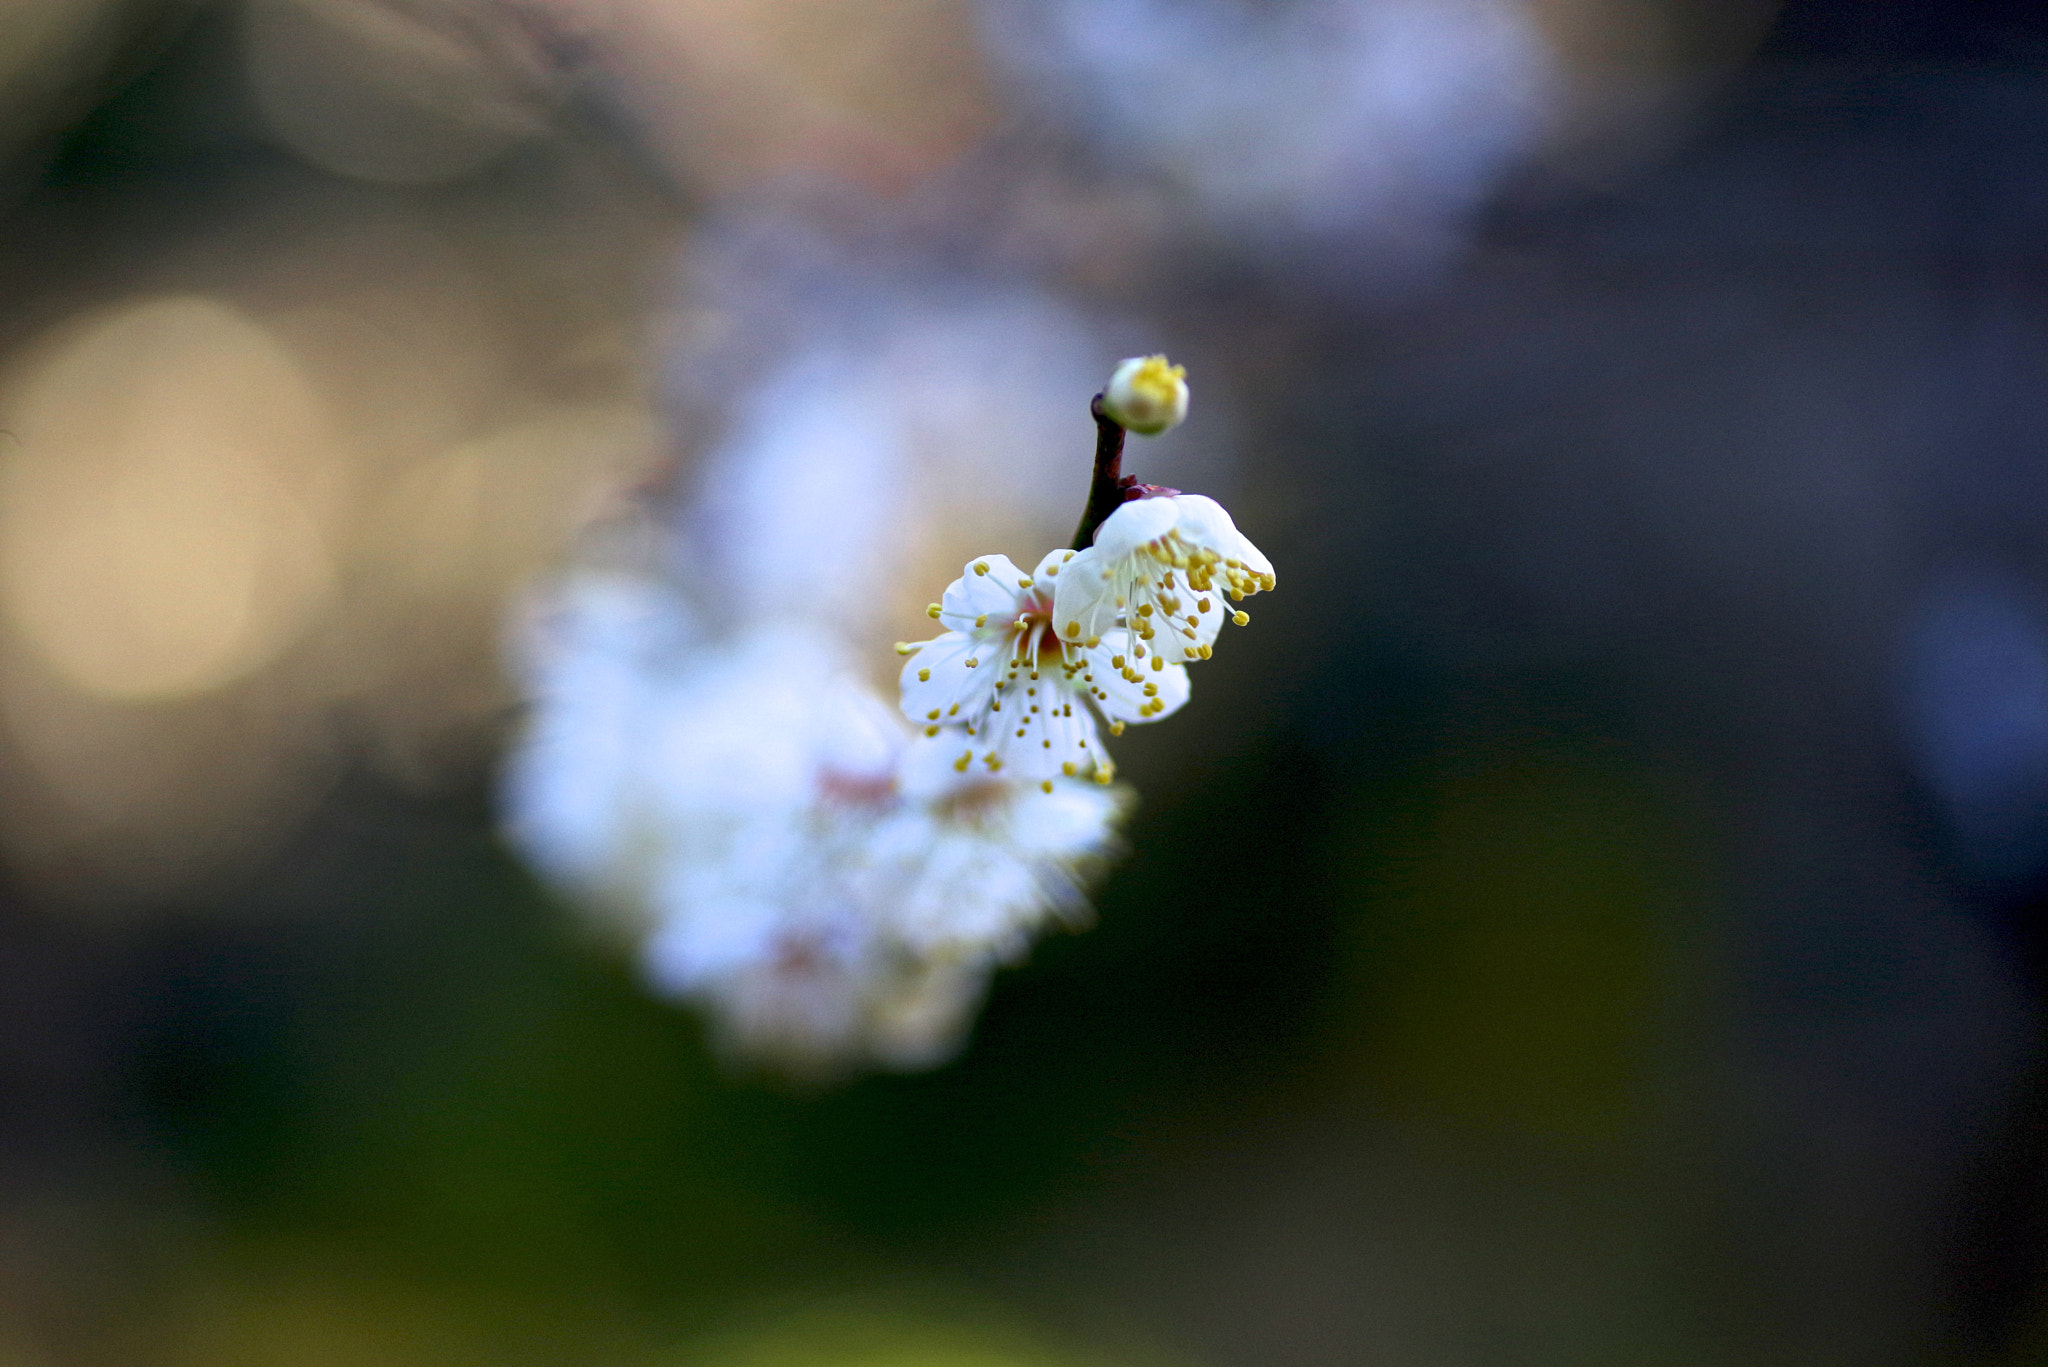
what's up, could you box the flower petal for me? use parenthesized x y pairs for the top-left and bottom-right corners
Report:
(1125, 566), (1224, 666)
(1032, 547), (1081, 582)
(1088, 494), (1178, 559)
(1174, 494), (1274, 585)
(1086, 635), (1190, 724)
(898, 631), (995, 727)
(987, 676), (1104, 781)
(938, 553), (1028, 631)
(1051, 545), (1121, 644)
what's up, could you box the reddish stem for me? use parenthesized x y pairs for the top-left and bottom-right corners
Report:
(1071, 396), (1130, 552)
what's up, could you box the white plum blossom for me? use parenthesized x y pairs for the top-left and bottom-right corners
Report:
(883, 732), (1128, 955)
(1102, 354), (1188, 435)
(501, 332), (1259, 1078)
(900, 548), (1190, 788)
(504, 574), (1126, 1074)
(1054, 493), (1276, 665)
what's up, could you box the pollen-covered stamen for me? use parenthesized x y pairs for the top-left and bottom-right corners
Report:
(1053, 493), (1273, 669)
(904, 549), (1195, 785)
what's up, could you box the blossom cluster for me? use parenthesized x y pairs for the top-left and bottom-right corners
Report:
(502, 351), (1271, 1074)
(897, 490), (1272, 791)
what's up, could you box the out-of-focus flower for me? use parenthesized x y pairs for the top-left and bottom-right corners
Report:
(978, 0), (1551, 265)
(504, 246), (1249, 1074)
(1056, 494), (1273, 665)
(900, 549), (1189, 786)
(504, 571), (1126, 1073)
(680, 272), (1173, 640)
(1102, 354), (1186, 435)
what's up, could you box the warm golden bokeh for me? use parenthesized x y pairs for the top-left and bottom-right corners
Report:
(0, 295), (341, 703)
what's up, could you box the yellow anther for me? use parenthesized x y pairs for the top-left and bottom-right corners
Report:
(1062, 761), (1077, 777)
(948, 704), (959, 716)
(954, 751), (972, 772)
(1232, 610), (1249, 626)
(1143, 682), (1158, 697)
(918, 668), (931, 682)
(1042, 739), (1051, 749)
(1066, 620), (1081, 637)
(926, 708), (940, 720)
(976, 614), (988, 628)
(1111, 655), (1125, 668)
(1198, 598), (1211, 612)
(1046, 564), (1059, 577)
(965, 658), (979, 668)
(1086, 636), (1101, 648)
(895, 642), (919, 655)
(1093, 768), (1113, 785)
(1137, 604), (1153, 616)
(974, 562), (989, 575)
(1109, 720), (1126, 736)
(925, 725), (940, 737)
(1042, 780), (1054, 793)
(1018, 577), (1033, 588)
(1152, 656), (1164, 672)
(927, 604), (942, 618)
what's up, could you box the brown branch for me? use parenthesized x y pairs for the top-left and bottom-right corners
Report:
(1070, 395), (1128, 551)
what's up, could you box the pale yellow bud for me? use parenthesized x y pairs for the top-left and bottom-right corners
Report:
(1102, 354), (1188, 436)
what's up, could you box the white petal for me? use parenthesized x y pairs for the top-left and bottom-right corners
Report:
(986, 675), (1104, 781)
(1051, 546), (1121, 644)
(1004, 779), (1127, 861)
(1088, 494), (1179, 558)
(1032, 547), (1081, 582)
(1127, 569), (1225, 666)
(1173, 493), (1274, 585)
(1085, 636), (1190, 723)
(938, 553), (1028, 631)
(1166, 494), (1236, 548)
(898, 631), (994, 727)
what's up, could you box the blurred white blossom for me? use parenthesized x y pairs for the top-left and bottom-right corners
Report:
(507, 580), (1126, 1072)
(682, 272), (1192, 639)
(504, 262), (1252, 1074)
(979, 0), (1553, 263)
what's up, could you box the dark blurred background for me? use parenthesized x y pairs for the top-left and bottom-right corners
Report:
(1, 0), (2047, 1363)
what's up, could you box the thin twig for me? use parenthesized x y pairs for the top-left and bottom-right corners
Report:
(1070, 396), (1128, 551)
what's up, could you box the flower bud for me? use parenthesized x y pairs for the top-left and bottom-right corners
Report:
(1102, 355), (1188, 436)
